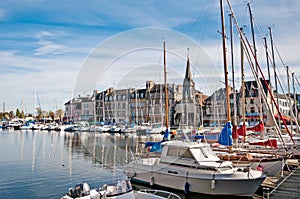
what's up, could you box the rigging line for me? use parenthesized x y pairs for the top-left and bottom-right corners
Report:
(226, 0), (294, 148)
(168, 1), (211, 74)
(242, 30), (295, 147)
(242, 34), (288, 151)
(294, 76), (300, 91)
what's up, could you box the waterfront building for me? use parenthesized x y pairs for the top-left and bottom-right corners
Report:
(174, 56), (202, 129)
(204, 87), (228, 127)
(95, 88), (133, 124)
(145, 80), (181, 127)
(128, 88), (146, 125)
(64, 95), (94, 122)
(64, 79), (295, 128)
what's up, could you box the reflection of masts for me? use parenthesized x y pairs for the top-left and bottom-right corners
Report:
(68, 134), (73, 177)
(101, 136), (105, 168)
(32, 132), (37, 172)
(113, 136), (117, 178)
(20, 132), (25, 160)
(93, 134), (96, 163)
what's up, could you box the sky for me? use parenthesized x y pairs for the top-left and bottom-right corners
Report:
(0, 0), (300, 114)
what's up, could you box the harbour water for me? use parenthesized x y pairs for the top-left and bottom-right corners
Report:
(0, 129), (252, 199)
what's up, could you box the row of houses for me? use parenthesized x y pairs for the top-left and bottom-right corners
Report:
(64, 57), (298, 128)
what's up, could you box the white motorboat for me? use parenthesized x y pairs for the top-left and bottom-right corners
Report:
(61, 180), (181, 199)
(125, 140), (266, 197)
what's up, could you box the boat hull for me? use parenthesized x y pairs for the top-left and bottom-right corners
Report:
(126, 163), (265, 197)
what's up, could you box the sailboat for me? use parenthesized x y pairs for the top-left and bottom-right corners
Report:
(125, 39), (266, 197)
(143, 41), (170, 153)
(213, 1), (287, 177)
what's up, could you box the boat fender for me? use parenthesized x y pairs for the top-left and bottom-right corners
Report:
(150, 176), (154, 186)
(184, 182), (190, 195)
(211, 180), (215, 190)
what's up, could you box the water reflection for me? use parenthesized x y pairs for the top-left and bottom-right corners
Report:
(63, 132), (162, 168)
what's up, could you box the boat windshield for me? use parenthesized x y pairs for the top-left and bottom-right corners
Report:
(200, 147), (217, 158)
(166, 147), (194, 159)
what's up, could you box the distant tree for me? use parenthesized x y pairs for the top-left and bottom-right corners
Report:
(21, 110), (25, 118)
(49, 111), (55, 120)
(36, 108), (43, 120)
(56, 109), (64, 120)
(16, 109), (21, 118)
(4, 114), (8, 120)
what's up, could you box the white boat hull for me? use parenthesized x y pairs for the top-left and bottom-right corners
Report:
(126, 162), (265, 196)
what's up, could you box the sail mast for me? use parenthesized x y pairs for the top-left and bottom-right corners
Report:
(269, 27), (280, 124)
(240, 28), (246, 142)
(220, 0), (231, 122)
(248, 3), (264, 133)
(229, 13), (236, 127)
(163, 41), (169, 130)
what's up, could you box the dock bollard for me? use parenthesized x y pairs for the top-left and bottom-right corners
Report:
(262, 187), (270, 199)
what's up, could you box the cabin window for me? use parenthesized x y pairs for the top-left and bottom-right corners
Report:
(178, 148), (193, 159)
(166, 147), (177, 157)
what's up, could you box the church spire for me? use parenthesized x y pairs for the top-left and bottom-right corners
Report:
(185, 48), (192, 81)
(183, 49), (194, 102)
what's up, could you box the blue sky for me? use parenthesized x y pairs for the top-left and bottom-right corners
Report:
(0, 0), (300, 114)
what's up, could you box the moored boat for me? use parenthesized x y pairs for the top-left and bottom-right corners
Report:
(61, 180), (181, 199)
(125, 140), (266, 197)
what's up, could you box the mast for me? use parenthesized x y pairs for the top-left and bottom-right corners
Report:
(220, 0), (231, 122)
(163, 41), (169, 130)
(240, 28), (246, 142)
(229, 13), (236, 127)
(269, 27), (279, 124)
(248, 3), (263, 129)
(263, 37), (274, 113)
(286, 66), (292, 131)
(292, 72), (298, 133)
(102, 90), (105, 122)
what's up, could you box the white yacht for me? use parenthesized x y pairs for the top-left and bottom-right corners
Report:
(125, 140), (266, 197)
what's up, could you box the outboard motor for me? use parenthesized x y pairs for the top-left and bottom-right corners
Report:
(74, 182), (90, 197)
(80, 182), (90, 196)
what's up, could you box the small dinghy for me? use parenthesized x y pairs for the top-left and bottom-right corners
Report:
(61, 180), (181, 199)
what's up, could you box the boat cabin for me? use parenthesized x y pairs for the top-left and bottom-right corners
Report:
(160, 141), (233, 170)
